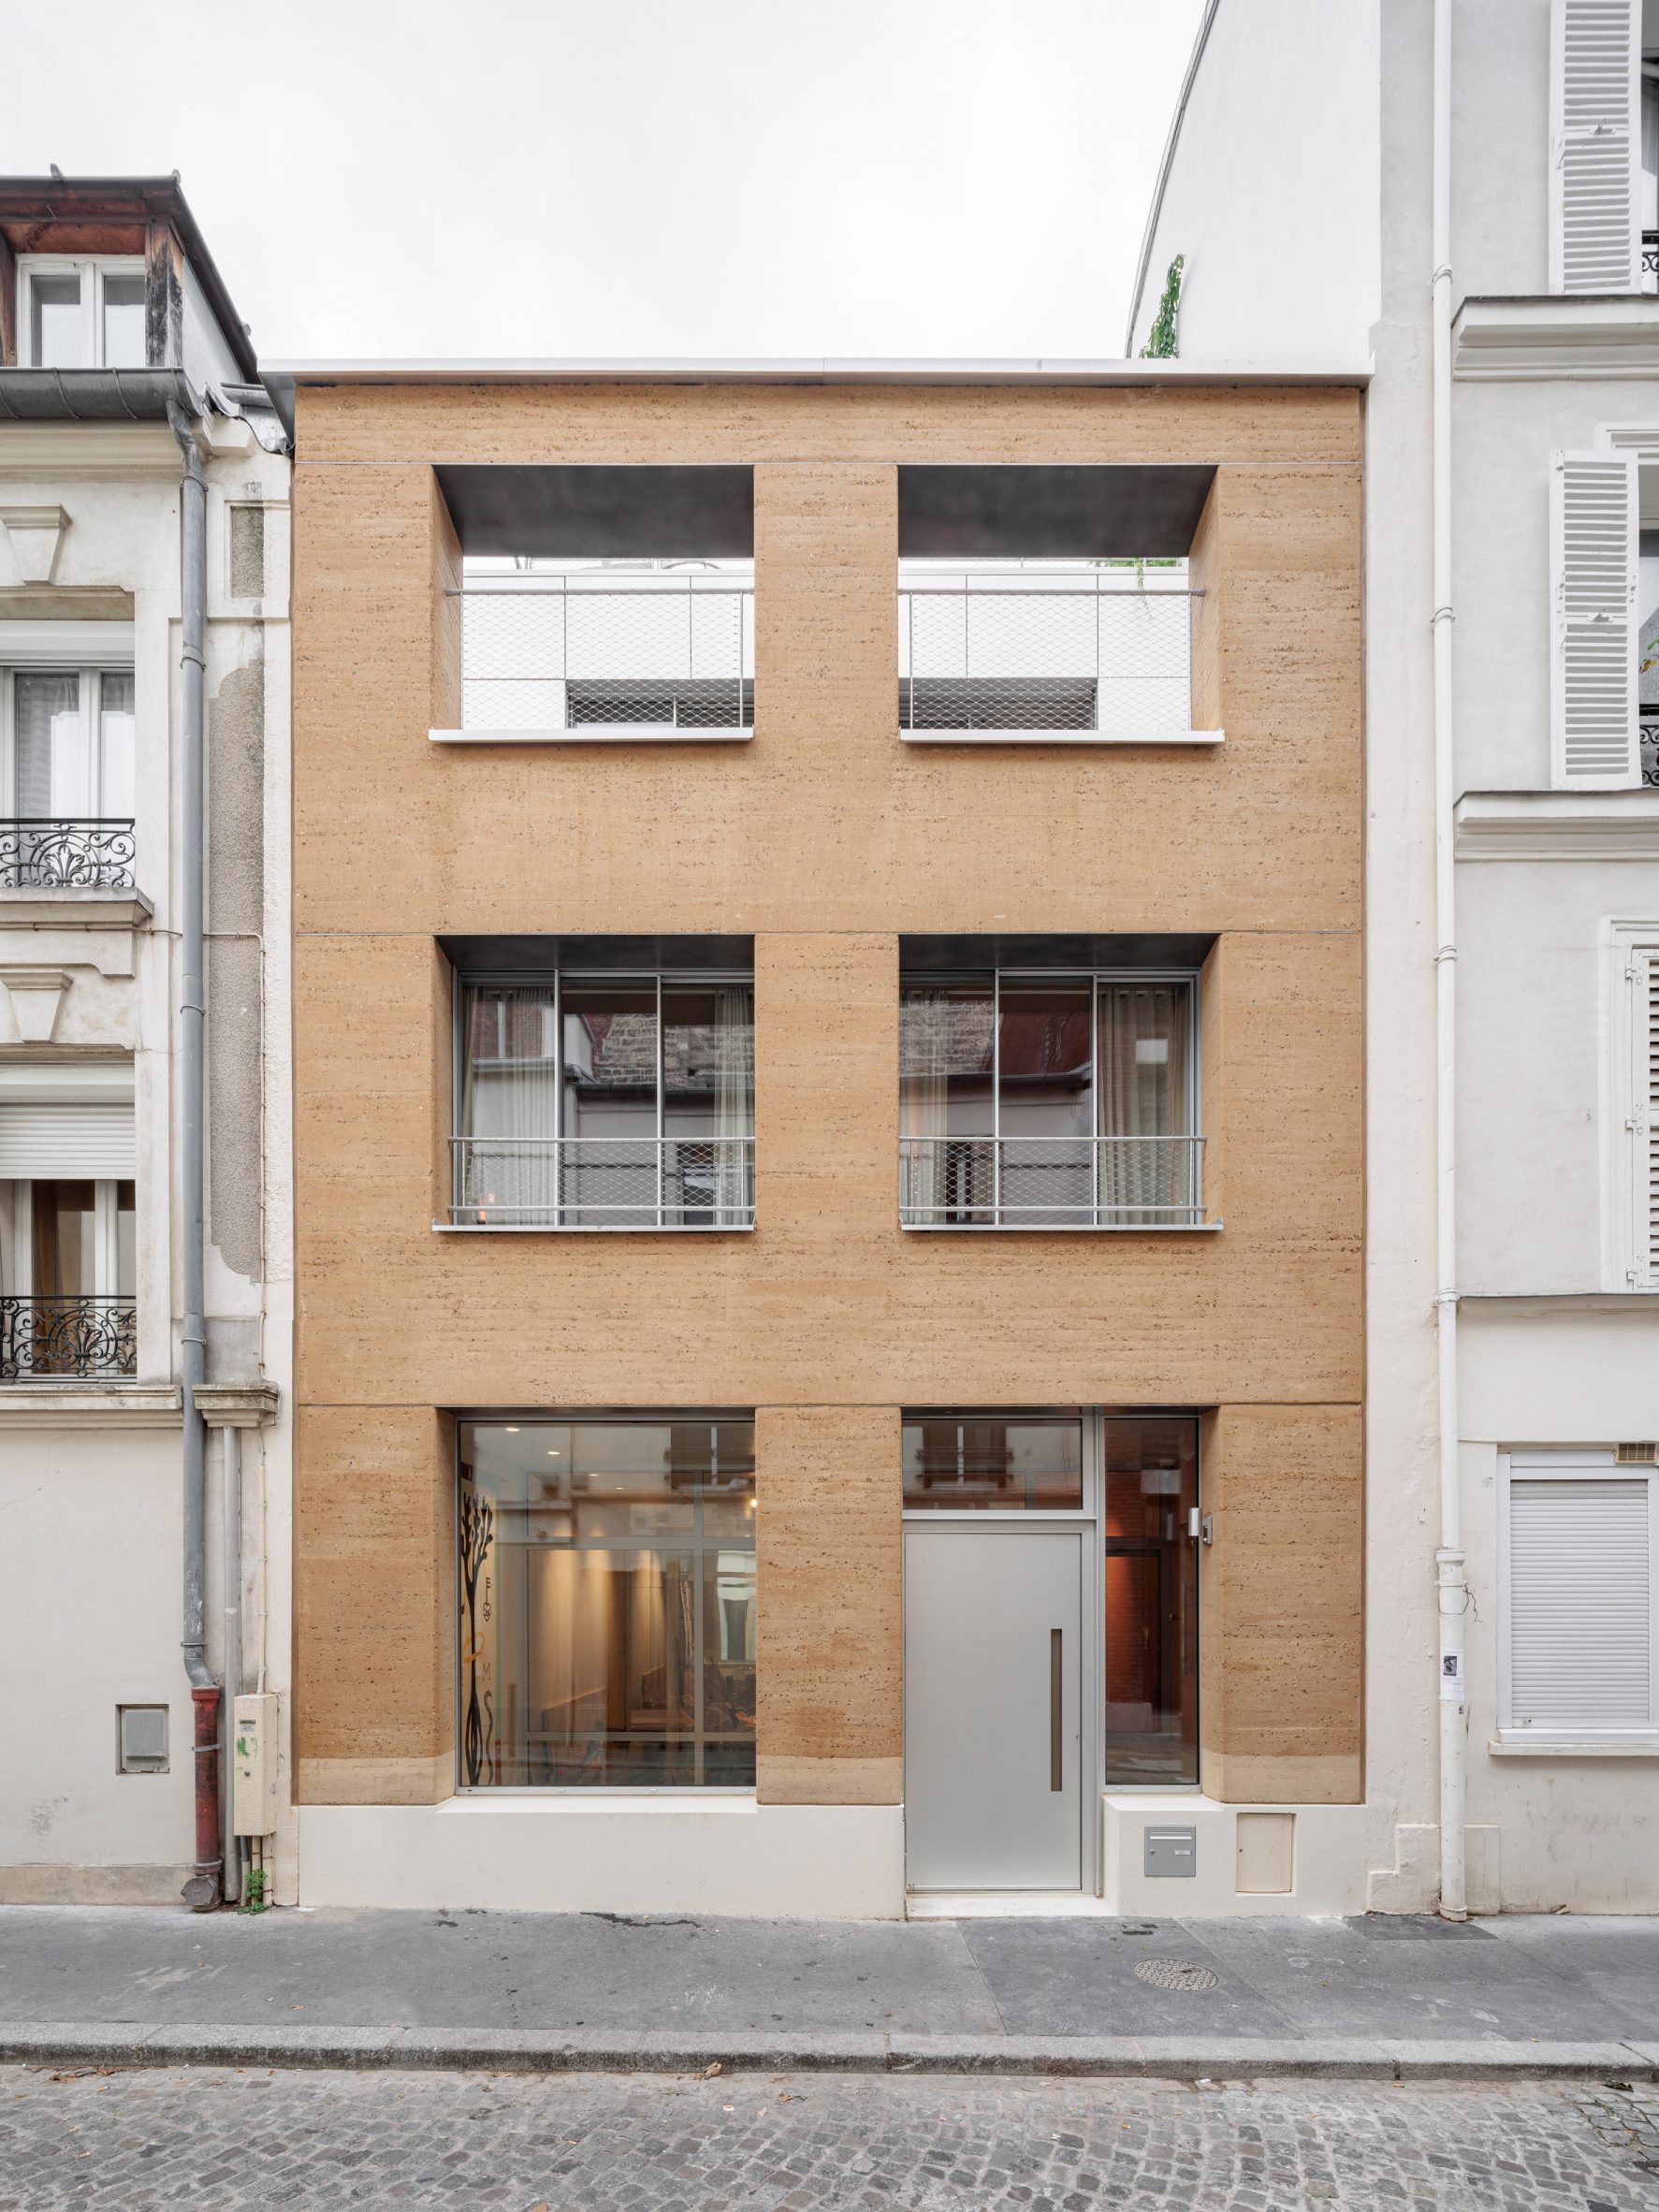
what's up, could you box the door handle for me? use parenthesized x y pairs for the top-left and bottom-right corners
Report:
(1050, 1627), (1063, 1792)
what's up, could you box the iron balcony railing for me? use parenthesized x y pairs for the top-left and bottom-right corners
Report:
(898, 585), (1199, 736)
(451, 1135), (756, 1230)
(0, 818), (137, 890)
(1, 1294), (138, 1379)
(1641, 708), (1659, 788)
(451, 584), (754, 735)
(1644, 230), (1659, 287)
(899, 1135), (1206, 1229)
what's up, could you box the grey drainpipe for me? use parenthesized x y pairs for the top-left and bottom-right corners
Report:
(167, 400), (222, 1912)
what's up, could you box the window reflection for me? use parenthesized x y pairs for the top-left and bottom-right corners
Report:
(902, 1414), (1083, 1510)
(1104, 1417), (1199, 1785)
(458, 1419), (755, 1788)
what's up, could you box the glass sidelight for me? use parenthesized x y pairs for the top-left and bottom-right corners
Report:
(1103, 1416), (1200, 1785)
(457, 1417), (756, 1789)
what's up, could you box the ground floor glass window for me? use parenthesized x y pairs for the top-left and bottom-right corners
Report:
(1103, 1416), (1199, 1786)
(458, 1417), (755, 1788)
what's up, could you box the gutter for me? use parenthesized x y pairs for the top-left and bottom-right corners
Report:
(0, 368), (201, 423)
(1122, 0), (1223, 357)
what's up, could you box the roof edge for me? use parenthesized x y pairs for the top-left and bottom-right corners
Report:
(268, 355), (1370, 389)
(1122, 0), (1224, 357)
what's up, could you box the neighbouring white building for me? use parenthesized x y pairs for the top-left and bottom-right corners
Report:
(1129, 0), (1659, 1912)
(0, 177), (293, 1908)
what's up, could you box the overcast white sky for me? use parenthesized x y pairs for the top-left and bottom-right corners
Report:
(7, 0), (1201, 364)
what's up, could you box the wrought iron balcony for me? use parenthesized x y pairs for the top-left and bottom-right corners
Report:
(1641, 707), (1659, 788)
(450, 1135), (756, 1230)
(446, 583), (754, 737)
(898, 585), (1203, 740)
(899, 1135), (1208, 1230)
(0, 818), (137, 890)
(1644, 230), (1659, 286)
(1, 1294), (138, 1379)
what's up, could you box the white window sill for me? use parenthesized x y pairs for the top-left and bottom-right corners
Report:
(0, 1382), (182, 1429)
(900, 1219), (1222, 1233)
(1488, 1737), (1659, 1758)
(0, 886), (153, 928)
(434, 1220), (755, 1234)
(429, 726), (753, 746)
(898, 727), (1224, 748)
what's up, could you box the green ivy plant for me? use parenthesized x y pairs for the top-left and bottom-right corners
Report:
(1140, 255), (1185, 360)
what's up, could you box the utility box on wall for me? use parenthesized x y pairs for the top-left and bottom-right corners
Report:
(231, 1694), (279, 1836)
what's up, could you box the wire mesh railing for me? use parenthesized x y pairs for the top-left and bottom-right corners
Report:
(451, 1136), (756, 1229)
(899, 1135), (1206, 1228)
(453, 586), (754, 734)
(898, 587), (1198, 735)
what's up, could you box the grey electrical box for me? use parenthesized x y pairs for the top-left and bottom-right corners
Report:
(117, 1705), (168, 1774)
(1144, 1825), (1198, 1878)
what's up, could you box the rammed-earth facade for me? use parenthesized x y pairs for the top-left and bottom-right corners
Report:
(289, 370), (1365, 1915)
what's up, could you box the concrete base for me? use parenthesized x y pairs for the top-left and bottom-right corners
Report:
(298, 1797), (907, 1918)
(0, 1864), (191, 1907)
(1101, 1796), (1371, 1916)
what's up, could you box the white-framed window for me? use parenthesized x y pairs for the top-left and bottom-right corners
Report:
(1606, 921), (1659, 1288)
(1499, 1451), (1658, 1745)
(0, 1067), (138, 1380)
(16, 258), (147, 371)
(0, 667), (136, 820)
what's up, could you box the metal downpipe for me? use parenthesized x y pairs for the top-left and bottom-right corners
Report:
(1431, 0), (1468, 1921)
(167, 400), (221, 1913)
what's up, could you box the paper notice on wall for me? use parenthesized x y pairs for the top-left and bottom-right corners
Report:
(1439, 1649), (1464, 1703)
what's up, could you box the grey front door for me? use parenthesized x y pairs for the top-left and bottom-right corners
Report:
(903, 1527), (1084, 1891)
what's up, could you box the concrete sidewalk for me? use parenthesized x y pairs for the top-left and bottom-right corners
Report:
(3, 1905), (1658, 2080)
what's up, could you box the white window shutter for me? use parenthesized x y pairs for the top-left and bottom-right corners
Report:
(1550, 0), (1640, 292)
(1640, 952), (1659, 1288)
(1507, 1476), (1653, 1731)
(1550, 450), (1639, 788)
(0, 1102), (136, 1178)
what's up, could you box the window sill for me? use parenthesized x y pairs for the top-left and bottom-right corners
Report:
(1488, 1737), (1659, 1758)
(0, 885), (153, 927)
(0, 1381), (182, 1428)
(899, 727), (1224, 748)
(434, 1220), (755, 1234)
(429, 726), (753, 746)
(900, 1219), (1222, 1233)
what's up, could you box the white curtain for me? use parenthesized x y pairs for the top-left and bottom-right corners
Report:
(1099, 983), (1189, 1216)
(14, 673), (81, 817)
(713, 985), (754, 1226)
(899, 990), (951, 1218)
(460, 984), (560, 1221)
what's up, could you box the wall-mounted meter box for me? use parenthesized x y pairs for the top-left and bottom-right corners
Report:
(231, 1693), (279, 1836)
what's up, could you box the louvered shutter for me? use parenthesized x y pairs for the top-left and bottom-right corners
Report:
(1550, 0), (1641, 293)
(1640, 951), (1659, 1288)
(0, 1102), (136, 1177)
(1550, 451), (1639, 788)
(1507, 1475), (1654, 1731)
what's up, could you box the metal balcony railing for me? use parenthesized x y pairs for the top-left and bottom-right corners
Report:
(898, 585), (1199, 737)
(899, 1135), (1206, 1229)
(1, 1294), (138, 1378)
(452, 584), (754, 735)
(0, 818), (137, 890)
(1644, 230), (1659, 287)
(450, 1136), (756, 1229)
(1641, 708), (1659, 788)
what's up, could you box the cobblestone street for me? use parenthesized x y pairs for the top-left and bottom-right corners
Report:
(3, 2064), (1659, 2210)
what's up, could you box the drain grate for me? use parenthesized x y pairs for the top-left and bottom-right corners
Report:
(1132, 1957), (1219, 1992)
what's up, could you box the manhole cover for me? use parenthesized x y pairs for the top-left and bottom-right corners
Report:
(1133, 1957), (1219, 1991)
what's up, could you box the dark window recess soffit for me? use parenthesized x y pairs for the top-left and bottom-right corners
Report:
(900, 932), (1215, 974)
(897, 466), (1216, 560)
(440, 934), (754, 975)
(436, 466), (754, 559)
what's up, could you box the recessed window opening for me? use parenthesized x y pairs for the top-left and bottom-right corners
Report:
(1638, 468), (1659, 786)
(458, 1416), (756, 1789)
(0, 1174), (136, 1378)
(899, 968), (1201, 1228)
(1, 668), (137, 888)
(18, 260), (147, 370)
(454, 969), (755, 1230)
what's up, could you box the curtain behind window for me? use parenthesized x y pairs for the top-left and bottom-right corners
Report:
(1099, 982), (1190, 1217)
(13, 673), (82, 817)
(459, 984), (560, 1220)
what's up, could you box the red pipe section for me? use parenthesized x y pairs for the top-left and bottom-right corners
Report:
(182, 1685), (223, 1912)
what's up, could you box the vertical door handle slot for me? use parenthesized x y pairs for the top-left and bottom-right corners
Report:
(1050, 1626), (1063, 1791)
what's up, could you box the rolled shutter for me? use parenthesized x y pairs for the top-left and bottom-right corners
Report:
(1550, 0), (1640, 293)
(1550, 451), (1639, 788)
(0, 1101), (136, 1177)
(1508, 1475), (1653, 1731)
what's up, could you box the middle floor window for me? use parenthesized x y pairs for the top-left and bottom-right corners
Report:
(453, 970), (755, 1230)
(899, 969), (1200, 1229)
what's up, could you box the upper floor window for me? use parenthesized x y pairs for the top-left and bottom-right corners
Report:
(0, 1070), (137, 1380)
(898, 966), (1203, 1230)
(452, 969), (755, 1230)
(1, 668), (137, 889)
(18, 260), (146, 370)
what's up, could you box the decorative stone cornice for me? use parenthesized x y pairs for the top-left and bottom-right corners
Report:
(1454, 790), (1659, 859)
(194, 1381), (281, 1430)
(1453, 295), (1659, 381)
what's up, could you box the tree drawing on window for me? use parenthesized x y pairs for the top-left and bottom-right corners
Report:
(459, 1484), (496, 1786)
